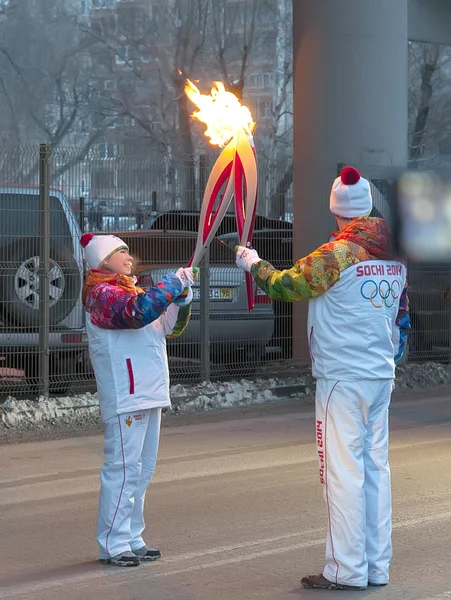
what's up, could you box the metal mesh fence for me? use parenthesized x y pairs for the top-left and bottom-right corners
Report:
(0, 147), (448, 399)
(0, 144), (295, 398)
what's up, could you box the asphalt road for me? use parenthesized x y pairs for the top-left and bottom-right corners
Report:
(1, 388), (451, 600)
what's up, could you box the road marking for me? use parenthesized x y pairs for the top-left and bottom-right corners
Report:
(158, 527), (325, 564)
(392, 511), (451, 530)
(3, 510), (451, 599)
(2, 431), (451, 502)
(152, 538), (325, 579)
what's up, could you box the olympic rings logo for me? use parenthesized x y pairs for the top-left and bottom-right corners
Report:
(360, 279), (401, 309)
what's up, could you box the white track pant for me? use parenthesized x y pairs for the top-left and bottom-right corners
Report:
(97, 408), (162, 559)
(315, 379), (393, 587)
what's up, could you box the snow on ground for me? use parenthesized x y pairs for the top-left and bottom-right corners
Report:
(0, 363), (450, 433)
(395, 362), (451, 389)
(0, 376), (313, 432)
(169, 376), (312, 412)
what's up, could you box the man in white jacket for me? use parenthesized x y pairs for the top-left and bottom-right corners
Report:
(235, 167), (410, 590)
(81, 233), (196, 567)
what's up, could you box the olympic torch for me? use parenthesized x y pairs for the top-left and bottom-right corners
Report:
(184, 80), (258, 312)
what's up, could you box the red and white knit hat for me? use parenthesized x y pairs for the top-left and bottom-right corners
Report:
(330, 166), (372, 219)
(80, 234), (128, 269)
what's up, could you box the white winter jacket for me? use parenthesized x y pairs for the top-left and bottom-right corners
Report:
(83, 270), (190, 422)
(307, 260), (406, 380)
(250, 217), (410, 381)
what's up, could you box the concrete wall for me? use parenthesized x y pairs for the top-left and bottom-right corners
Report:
(409, 0), (451, 45)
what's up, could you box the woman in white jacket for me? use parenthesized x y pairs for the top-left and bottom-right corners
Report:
(81, 233), (196, 567)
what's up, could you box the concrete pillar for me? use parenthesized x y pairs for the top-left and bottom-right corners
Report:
(292, 0), (408, 361)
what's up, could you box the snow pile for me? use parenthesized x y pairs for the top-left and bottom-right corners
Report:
(395, 362), (451, 389)
(1, 363), (450, 433)
(169, 376), (312, 413)
(0, 376), (313, 432)
(0, 393), (100, 430)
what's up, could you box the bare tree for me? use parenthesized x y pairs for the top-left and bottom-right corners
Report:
(169, 0), (210, 207)
(262, 0), (293, 218)
(206, 0), (293, 219)
(84, 0), (210, 209)
(210, 0), (261, 101)
(0, 0), (115, 180)
(409, 42), (451, 163)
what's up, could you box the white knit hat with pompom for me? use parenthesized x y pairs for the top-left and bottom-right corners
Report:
(80, 233), (128, 269)
(330, 166), (372, 219)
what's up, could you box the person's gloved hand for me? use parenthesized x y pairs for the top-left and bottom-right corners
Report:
(173, 287), (194, 307)
(175, 267), (198, 288)
(235, 246), (261, 272)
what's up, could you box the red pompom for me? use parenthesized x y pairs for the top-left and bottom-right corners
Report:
(341, 166), (361, 186)
(80, 233), (94, 248)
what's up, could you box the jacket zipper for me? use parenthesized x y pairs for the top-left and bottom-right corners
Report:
(126, 358), (135, 394)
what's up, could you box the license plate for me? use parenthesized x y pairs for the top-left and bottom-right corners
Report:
(192, 287), (233, 301)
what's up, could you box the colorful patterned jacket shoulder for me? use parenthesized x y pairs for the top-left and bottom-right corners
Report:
(251, 217), (391, 301)
(83, 269), (189, 334)
(251, 217), (410, 361)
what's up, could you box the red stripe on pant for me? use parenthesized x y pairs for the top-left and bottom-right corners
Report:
(324, 381), (340, 583)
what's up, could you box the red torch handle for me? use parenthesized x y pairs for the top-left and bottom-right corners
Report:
(234, 136), (258, 313)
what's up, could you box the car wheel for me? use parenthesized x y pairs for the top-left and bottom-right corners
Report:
(1, 240), (81, 327)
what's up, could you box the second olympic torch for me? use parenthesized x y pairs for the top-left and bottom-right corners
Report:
(185, 80), (258, 312)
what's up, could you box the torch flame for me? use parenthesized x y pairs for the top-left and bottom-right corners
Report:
(185, 80), (255, 147)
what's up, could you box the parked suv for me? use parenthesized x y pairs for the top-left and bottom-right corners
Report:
(146, 210), (291, 236)
(112, 230), (275, 378)
(0, 186), (85, 393)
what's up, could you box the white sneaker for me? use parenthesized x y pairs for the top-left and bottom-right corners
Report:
(99, 551), (141, 567)
(133, 545), (161, 561)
